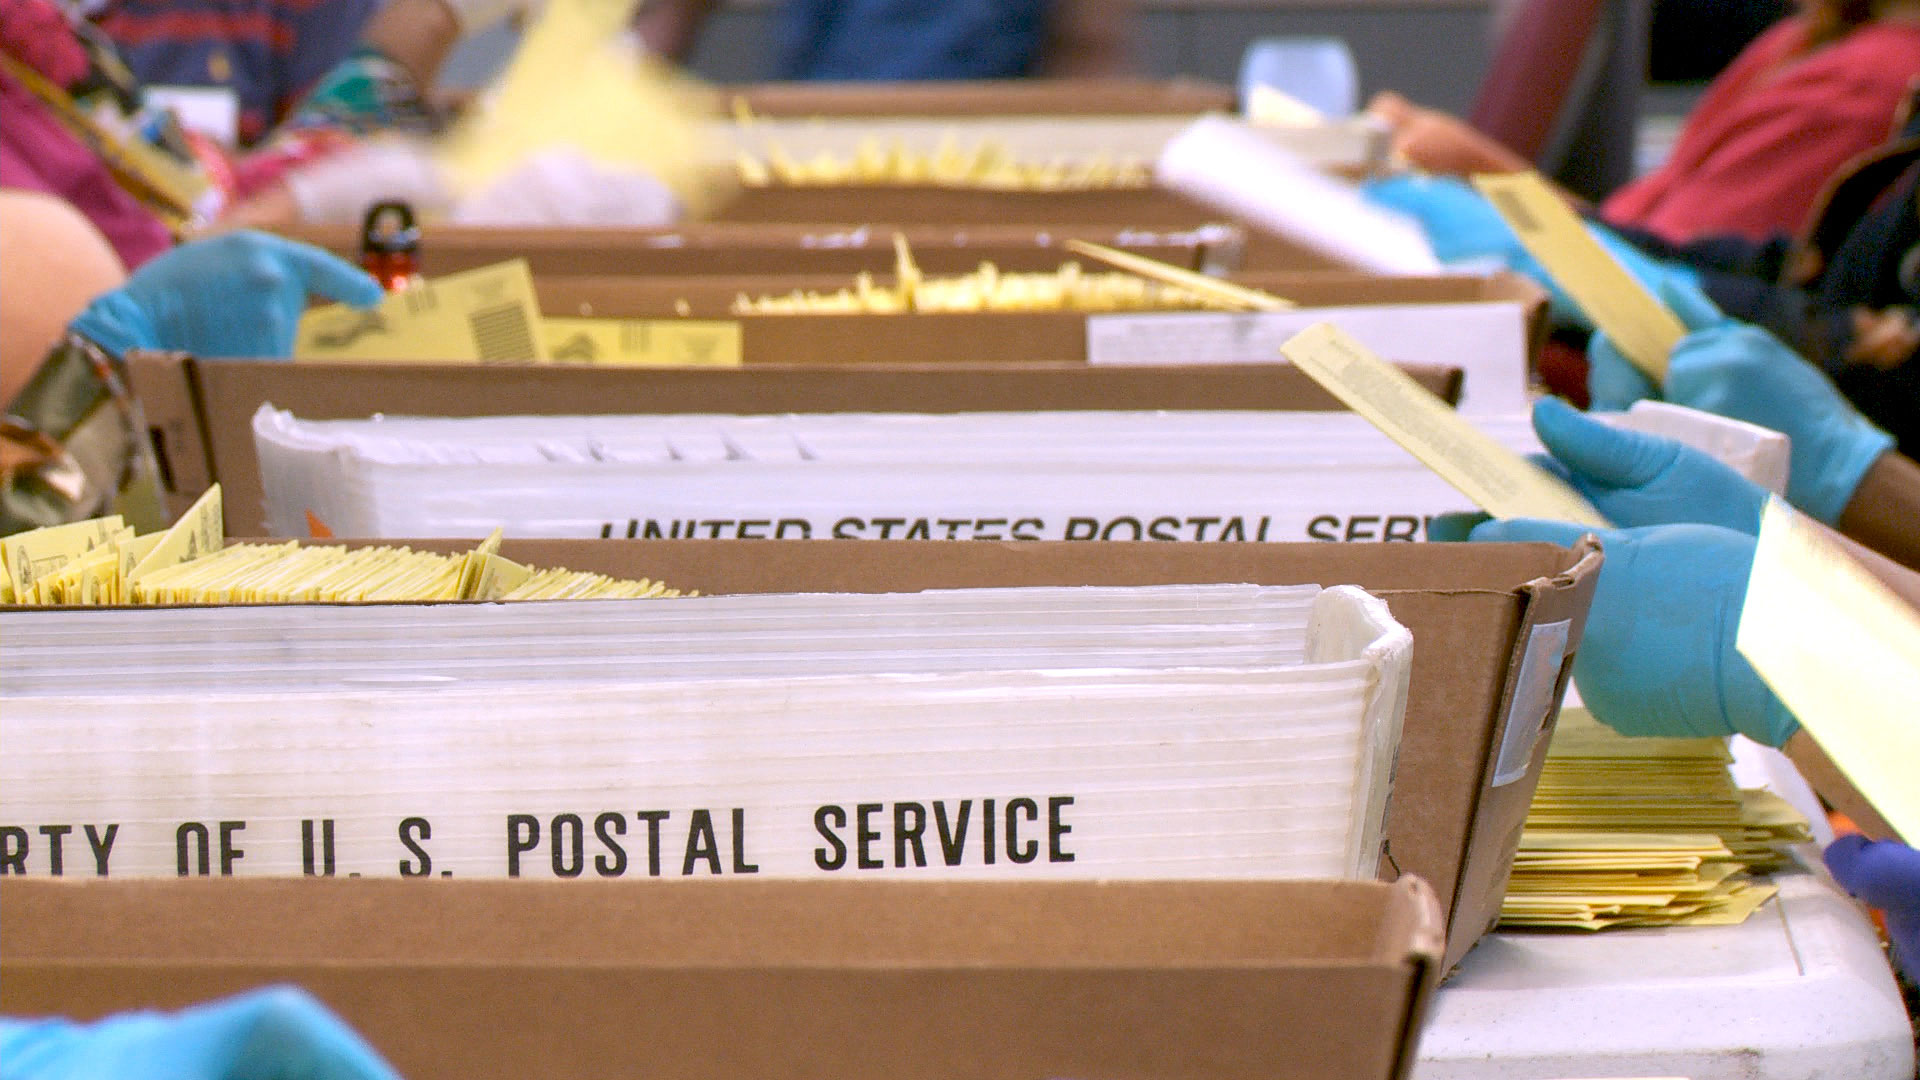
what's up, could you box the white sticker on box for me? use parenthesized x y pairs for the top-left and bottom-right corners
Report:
(1084, 304), (1531, 414)
(1490, 618), (1571, 786)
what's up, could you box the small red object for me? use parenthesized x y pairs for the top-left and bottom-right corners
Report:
(360, 201), (422, 292)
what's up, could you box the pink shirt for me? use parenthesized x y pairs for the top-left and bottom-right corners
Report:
(1602, 18), (1920, 244)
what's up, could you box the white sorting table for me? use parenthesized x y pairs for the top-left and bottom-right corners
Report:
(1415, 871), (1915, 1079)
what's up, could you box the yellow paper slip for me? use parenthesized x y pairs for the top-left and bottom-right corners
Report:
(297, 260), (548, 363)
(1279, 323), (1611, 527)
(1737, 497), (1920, 842)
(2, 516), (125, 603)
(1473, 171), (1686, 381)
(543, 318), (742, 367)
(129, 485), (223, 585)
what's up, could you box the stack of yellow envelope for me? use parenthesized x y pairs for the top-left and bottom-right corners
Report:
(1, 486), (686, 607)
(1501, 708), (1811, 930)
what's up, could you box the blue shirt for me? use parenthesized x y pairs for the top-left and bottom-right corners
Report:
(775, 0), (1049, 81)
(93, 0), (377, 145)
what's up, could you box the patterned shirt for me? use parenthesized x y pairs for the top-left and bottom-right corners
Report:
(89, 0), (377, 145)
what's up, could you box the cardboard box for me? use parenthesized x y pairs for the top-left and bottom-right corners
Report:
(721, 77), (1239, 117)
(274, 222), (1242, 278)
(18, 537), (1587, 971)
(537, 270), (1546, 412)
(0, 876), (1442, 1080)
(132, 359), (1464, 536)
(454, 537), (1599, 974)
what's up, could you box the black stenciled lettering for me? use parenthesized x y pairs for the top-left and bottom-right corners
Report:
(832, 517), (865, 539)
(683, 810), (722, 875)
(730, 808), (758, 873)
(219, 821), (245, 875)
(894, 802), (928, 867)
(594, 812), (628, 877)
(1257, 516), (1271, 542)
(637, 811), (670, 876)
(600, 522), (614, 539)
(1063, 517), (1098, 541)
(1306, 515), (1340, 541)
(1219, 517), (1247, 542)
(855, 803), (884, 870)
(1006, 798), (1039, 864)
(1148, 516), (1181, 541)
(903, 519), (931, 540)
(983, 798), (997, 864)
(1010, 517), (1044, 540)
(642, 520), (671, 539)
(0, 827), (25, 874)
(37, 825), (70, 876)
(775, 519), (812, 539)
(506, 814), (539, 878)
(937, 518), (968, 540)
(177, 822), (211, 877)
(1422, 515), (1435, 540)
(1100, 517), (1142, 541)
(551, 813), (585, 878)
(974, 518), (1006, 541)
(1186, 517), (1220, 541)
(1345, 516), (1380, 541)
(1049, 797), (1075, 862)
(302, 819), (336, 876)
(399, 817), (432, 877)
(1382, 516), (1421, 542)
(814, 805), (848, 870)
(703, 520), (733, 539)
(86, 824), (118, 876)
(934, 801), (971, 866)
(871, 518), (906, 539)
(736, 520), (770, 540)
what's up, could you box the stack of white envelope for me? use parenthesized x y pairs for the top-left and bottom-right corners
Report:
(253, 405), (1540, 540)
(1, 582), (1412, 883)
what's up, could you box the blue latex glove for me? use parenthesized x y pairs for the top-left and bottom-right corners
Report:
(1465, 518), (1799, 746)
(70, 232), (383, 361)
(1530, 396), (1769, 534)
(1358, 174), (1698, 326)
(1587, 279), (1895, 524)
(1825, 834), (1920, 981)
(0, 986), (399, 1080)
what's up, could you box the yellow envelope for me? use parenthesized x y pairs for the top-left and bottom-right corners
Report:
(297, 260), (548, 363)
(1280, 322), (1610, 526)
(543, 318), (742, 367)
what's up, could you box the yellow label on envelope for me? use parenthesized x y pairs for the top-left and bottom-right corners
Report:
(296, 260), (549, 363)
(1737, 497), (1920, 841)
(1473, 171), (1686, 381)
(543, 318), (742, 367)
(130, 484), (223, 583)
(1279, 322), (1611, 527)
(2, 515), (124, 602)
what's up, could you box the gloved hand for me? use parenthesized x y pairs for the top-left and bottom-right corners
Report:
(1358, 174), (1698, 327)
(70, 232), (383, 360)
(1529, 396), (1769, 534)
(1464, 518), (1799, 746)
(0, 986), (399, 1079)
(1825, 834), (1920, 980)
(1587, 279), (1895, 525)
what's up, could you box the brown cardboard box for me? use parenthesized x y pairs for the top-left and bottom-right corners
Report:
(131, 358), (1463, 536)
(456, 537), (1598, 975)
(274, 222), (1241, 278)
(0, 876), (1441, 1080)
(15, 536), (1589, 972)
(722, 77), (1239, 117)
(537, 270), (1548, 373)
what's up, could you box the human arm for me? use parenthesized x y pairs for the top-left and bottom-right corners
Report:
(1365, 91), (1536, 178)
(1584, 279), (1918, 565)
(1824, 835), (1920, 978)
